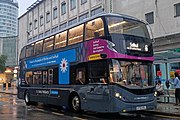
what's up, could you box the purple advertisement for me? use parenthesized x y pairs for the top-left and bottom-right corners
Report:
(81, 39), (154, 62)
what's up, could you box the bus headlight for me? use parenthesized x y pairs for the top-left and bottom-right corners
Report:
(115, 92), (122, 99)
(154, 91), (157, 97)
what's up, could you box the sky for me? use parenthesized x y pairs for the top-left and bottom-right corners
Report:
(18, 0), (37, 17)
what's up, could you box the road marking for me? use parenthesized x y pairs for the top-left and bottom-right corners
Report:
(154, 114), (180, 119)
(35, 108), (46, 112)
(73, 116), (87, 120)
(51, 112), (64, 116)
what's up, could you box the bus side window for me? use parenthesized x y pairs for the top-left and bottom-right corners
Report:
(20, 47), (26, 59)
(43, 71), (48, 85)
(85, 18), (104, 41)
(75, 68), (86, 85)
(68, 24), (84, 45)
(33, 71), (42, 85)
(48, 69), (53, 85)
(54, 31), (67, 49)
(25, 71), (33, 85)
(34, 40), (43, 55)
(26, 43), (34, 57)
(43, 36), (54, 52)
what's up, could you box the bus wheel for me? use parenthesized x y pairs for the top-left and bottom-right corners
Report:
(70, 94), (81, 113)
(24, 91), (31, 106)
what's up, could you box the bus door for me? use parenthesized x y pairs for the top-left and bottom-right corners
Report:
(86, 61), (110, 112)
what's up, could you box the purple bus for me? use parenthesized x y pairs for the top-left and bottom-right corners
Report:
(17, 13), (156, 113)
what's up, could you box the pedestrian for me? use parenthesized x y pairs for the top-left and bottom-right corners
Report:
(165, 79), (170, 89)
(174, 72), (180, 106)
(155, 80), (164, 96)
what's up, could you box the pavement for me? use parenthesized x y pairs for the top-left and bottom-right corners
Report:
(0, 87), (180, 117)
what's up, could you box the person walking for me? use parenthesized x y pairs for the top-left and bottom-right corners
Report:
(174, 72), (180, 106)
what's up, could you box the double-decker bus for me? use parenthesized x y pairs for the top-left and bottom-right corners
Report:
(17, 13), (156, 113)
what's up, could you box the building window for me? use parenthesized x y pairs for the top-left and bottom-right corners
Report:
(61, 2), (66, 15)
(91, 7), (103, 16)
(59, 23), (67, 30)
(40, 15), (44, 26)
(79, 13), (88, 21)
(174, 3), (180, 17)
(81, 0), (87, 5)
(45, 30), (51, 36)
(52, 26), (58, 33)
(145, 12), (154, 24)
(46, 11), (50, 23)
(34, 19), (38, 29)
(70, 0), (76, 10)
(53, 7), (58, 19)
(39, 33), (44, 38)
(29, 22), (32, 31)
(68, 18), (77, 26)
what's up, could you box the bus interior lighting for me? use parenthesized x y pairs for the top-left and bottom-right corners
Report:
(68, 35), (83, 41)
(109, 21), (127, 29)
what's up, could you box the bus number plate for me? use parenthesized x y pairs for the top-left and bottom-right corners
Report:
(136, 106), (146, 110)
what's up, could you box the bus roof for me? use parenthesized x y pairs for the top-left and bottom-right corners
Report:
(26, 12), (142, 46)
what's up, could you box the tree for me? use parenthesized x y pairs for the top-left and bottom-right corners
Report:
(0, 55), (7, 73)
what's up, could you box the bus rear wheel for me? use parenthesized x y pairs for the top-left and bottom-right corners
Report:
(69, 94), (81, 113)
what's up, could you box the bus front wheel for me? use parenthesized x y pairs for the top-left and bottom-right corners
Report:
(24, 91), (31, 106)
(69, 94), (81, 113)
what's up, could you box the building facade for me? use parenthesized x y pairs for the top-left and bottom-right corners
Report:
(18, 0), (180, 83)
(0, 0), (18, 84)
(0, 0), (18, 66)
(0, 0), (18, 37)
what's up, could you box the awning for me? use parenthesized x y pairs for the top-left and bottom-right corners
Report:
(154, 49), (180, 64)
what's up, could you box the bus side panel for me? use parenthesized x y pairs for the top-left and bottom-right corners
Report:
(47, 89), (70, 107)
(76, 85), (111, 113)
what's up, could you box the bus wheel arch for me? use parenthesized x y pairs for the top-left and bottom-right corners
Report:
(68, 92), (81, 113)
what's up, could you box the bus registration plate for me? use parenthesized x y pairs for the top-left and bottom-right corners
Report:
(136, 106), (146, 110)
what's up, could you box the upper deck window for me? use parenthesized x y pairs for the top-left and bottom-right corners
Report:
(85, 18), (104, 41)
(55, 31), (67, 49)
(43, 36), (54, 52)
(26, 44), (34, 57)
(20, 47), (26, 59)
(68, 24), (84, 45)
(107, 17), (150, 39)
(34, 40), (43, 55)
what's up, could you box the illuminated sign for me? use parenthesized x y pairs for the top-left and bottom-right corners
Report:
(127, 42), (141, 51)
(88, 54), (102, 61)
(127, 42), (149, 52)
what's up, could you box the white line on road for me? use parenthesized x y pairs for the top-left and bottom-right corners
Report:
(73, 116), (87, 120)
(51, 112), (64, 116)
